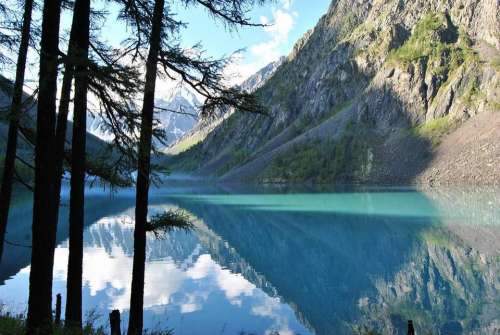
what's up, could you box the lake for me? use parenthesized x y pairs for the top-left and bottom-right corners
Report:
(1, 185), (499, 335)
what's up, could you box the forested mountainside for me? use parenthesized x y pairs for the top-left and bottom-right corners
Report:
(169, 0), (500, 185)
(0, 76), (114, 182)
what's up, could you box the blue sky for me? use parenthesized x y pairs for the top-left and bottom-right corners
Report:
(96, 0), (332, 85)
(2, 0), (332, 93)
(173, 0), (331, 82)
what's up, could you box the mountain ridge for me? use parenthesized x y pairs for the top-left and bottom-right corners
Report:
(164, 56), (286, 156)
(168, 0), (500, 185)
(87, 86), (200, 149)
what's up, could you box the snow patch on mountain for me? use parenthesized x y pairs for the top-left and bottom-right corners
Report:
(87, 86), (201, 150)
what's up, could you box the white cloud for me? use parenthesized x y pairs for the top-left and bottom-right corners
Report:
(252, 295), (295, 335)
(224, 1), (297, 86)
(280, 0), (293, 10)
(1, 210), (310, 334)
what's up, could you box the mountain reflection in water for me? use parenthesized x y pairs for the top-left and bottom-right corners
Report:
(1, 186), (499, 335)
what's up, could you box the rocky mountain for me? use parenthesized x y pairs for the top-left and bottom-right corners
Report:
(87, 86), (200, 149)
(164, 56), (286, 155)
(238, 56), (286, 93)
(170, 0), (500, 185)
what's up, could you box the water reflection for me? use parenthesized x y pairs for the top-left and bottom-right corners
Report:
(0, 186), (499, 335)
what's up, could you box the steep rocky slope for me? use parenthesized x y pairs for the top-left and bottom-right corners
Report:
(164, 57), (285, 155)
(87, 86), (200, 149)
(170, 0), (500, 185)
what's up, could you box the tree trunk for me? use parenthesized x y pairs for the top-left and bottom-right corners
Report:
(65, 0), (90, 330)
(53, 39), (76, 226)
(127, 0), (164, 333)
(26, 0), (63, 333)
(0, 0), (34, 263)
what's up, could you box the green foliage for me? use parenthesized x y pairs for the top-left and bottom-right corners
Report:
(290, 114), (313, 136)
(0, 154), (34, 186)
(263, 62), (297, 109)
(0, 309), (173, 334)
(170, 113), (247, 172)
(167, 131), (206, 155)
(146, 210), (194, 239)
(409, 116), (457, 148)
(352, 327), (382, 335)
(261, 125), (372, 183)
(420, 229), (453, 248)
(389, 12), (448, 64)
(170, 141), (205, 171)
(217, 148), (251, 176)
(321, 100), (353, 123)
(0, 313), (106, 335)
(85, 153), (135, 188)
(461, 77), (485, 108)
(491, 55), (500, 71)
(388, 12), (477, 74)
(0, 312), (24, 335)
(489, 100), (500, 111)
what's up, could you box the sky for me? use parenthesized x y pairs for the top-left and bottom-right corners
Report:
(2, 0), (332, 95)
(171, 0), (332, 83)
(95, 0), (332, 88)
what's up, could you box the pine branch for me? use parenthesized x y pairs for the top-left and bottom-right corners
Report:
(146, 210), (195, 239)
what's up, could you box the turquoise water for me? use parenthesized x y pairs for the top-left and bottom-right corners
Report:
(1, 185), (499, 334)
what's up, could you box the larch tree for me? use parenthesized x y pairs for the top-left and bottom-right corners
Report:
(65, 0), (91, 330)
(61, 4), (148, 331)
(52, 6), (146, 329)
(0, 0), (35, 262)
(118, 0), (269, 334)
(127, 1), (165, 332)
(26, 0), (63, 332)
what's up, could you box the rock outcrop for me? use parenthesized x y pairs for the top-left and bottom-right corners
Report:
(170, 0), (500, 185)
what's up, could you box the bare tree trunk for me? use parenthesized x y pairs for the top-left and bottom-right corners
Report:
(26, 0), (63, 333)
(53, 41), (76, 226)
(0, 0), (34, 263)
(127, 0), (164, 333)
(65, 0), (90, 330)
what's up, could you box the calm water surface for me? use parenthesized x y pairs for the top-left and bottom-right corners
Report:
(1, 185), (499, 335)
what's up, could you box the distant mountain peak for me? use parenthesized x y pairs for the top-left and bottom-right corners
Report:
(239, 57), (286, 93)
(159, 85), (201, 108)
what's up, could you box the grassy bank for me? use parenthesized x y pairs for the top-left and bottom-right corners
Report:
(0, 311), (173, 335)
(0, 312), (106, 335)
(0, 311), (397, 335)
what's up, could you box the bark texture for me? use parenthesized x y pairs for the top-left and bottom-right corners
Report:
(65, 0), (91, 329)
(0, 0), (34, 262)
(127, 0), (164, 333)
(26, 0), (62, 333)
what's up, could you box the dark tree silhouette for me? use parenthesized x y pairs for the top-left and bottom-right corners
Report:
(26, 0), (63, 333)
(53, 31), (78, 228)
(127, 0), (166, 333)
(119, 1), (268, 334)
(65, 0), (91, 330)
(0, 0), (34, 262)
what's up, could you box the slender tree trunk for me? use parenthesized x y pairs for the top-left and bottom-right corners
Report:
(127, 0), (164, 333)
(65, 0), (90, 330)
(53, 41), (76, 225)
(0, 0), (34, 263)
(26, 0), (63, 333)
